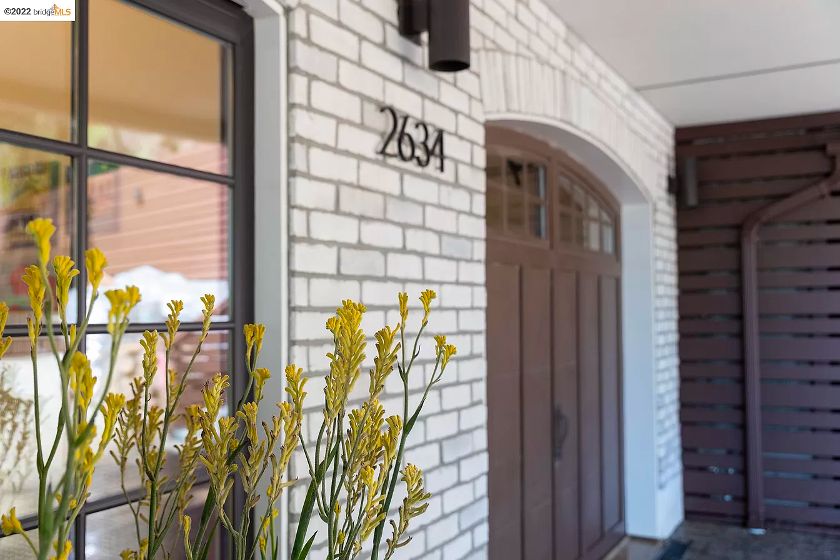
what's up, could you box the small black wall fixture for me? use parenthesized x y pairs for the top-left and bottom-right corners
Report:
(398, 0), (471, 72)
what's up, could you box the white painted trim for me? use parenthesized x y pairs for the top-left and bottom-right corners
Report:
(245, 0), (289, 555)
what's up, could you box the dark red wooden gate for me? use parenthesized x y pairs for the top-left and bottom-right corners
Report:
(677, 112), (840, 532)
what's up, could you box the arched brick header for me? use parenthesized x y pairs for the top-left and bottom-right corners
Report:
(476, 49), (671, 200)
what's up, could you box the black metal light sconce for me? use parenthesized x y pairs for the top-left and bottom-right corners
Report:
(398, 0), (471, 72)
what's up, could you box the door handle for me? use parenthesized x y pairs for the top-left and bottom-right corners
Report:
(554, 407), (569, 461)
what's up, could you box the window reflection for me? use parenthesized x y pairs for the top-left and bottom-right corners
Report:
(85, 485), (222, 559)
(0, 144), (74, 325)
(89, 0), (232, 174)
(0, 337), (66, 519)
(86, 331), (230, 503)
(486, 154), (547, 240)
(87, 162), (231, 324)
(0, 23), (73, 140)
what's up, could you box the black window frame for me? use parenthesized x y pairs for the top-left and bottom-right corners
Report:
(0, 0), (254, 556)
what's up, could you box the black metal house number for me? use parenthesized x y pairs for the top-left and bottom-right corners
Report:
(377, 106), (446, 172)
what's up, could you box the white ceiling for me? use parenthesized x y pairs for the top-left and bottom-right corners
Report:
(547, 0), (840, 126)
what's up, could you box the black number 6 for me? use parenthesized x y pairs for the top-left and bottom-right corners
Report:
(397, 115), (415, 161)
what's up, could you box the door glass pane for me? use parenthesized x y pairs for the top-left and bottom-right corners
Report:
(528, 201), (545, 239)
(558, 212), (574, 243)
(0, 337), (66, 520)
(87, 162), (231, 325)
(603, 223), (615, 255)
(0, 23), (73, 140)
(526, 163), (545, 198)
(0, 144), (74, 325)
(86, 485), (222, 559)
(506, 160), (524, 189)
(87, 330), (230, 503)
(89, 0), (232, 175)
(586, 219), (601, 251)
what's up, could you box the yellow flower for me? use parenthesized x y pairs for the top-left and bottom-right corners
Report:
(398, 292), (409, 326)
(0, 336), (10, 360)
(441, 343), (457, 370)
(370, 325), (399, 399)
(85, 248), (107, 293)
(324, 300), (367, 420)
(244, 323), (266, 364)
(52, 540), (72, 560)
(97, 393), (126, 457)
(182, 514), (191, 540)
(22, 264), (45, 323)
(68, 351), (95, 414)
(284, 365), (307, 411)
(0, 507), (22, 535)
(105, 286), (141, 332)
(419, 289), (436, 325)
(163, 300), (184, 350)
(140, 330), (159, 382)
(0, 302), (10, 360)
(252, 367), (271, 403)
(53, 256), (79, 319)
(200, 294), (215, 339)
(26, 217), (55, 266)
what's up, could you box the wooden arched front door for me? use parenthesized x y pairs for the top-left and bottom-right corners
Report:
(486, 127), (625, 560)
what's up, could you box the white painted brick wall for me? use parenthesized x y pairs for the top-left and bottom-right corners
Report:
(278, 0), (677, 558)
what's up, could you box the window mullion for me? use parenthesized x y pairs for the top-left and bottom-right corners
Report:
(74, 0), (90, 557)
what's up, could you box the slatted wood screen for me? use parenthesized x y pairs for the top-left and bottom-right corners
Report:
(677, 112), (840, 531)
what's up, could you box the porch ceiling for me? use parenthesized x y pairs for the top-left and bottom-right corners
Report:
(547, 0), (840, 126)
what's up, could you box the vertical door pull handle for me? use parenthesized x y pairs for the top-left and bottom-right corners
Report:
(554, 408), (569, 460)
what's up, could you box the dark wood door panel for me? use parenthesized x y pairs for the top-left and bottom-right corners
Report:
(578, 272), (603, 552)
(553, 271), (580, 560)
(488, 262), (523, 560)
(522, 267), (554, 560)
(487, 127), (624, 559)
(600, 276), (623, 534)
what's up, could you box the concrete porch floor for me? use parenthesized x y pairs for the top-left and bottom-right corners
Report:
(610, 521), (840, 560)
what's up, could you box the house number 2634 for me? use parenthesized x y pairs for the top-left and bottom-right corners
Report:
(377, 106), (446, 172)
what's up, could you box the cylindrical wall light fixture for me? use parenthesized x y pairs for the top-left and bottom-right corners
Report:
(398, 0), (471, 72)
(428, 0), (470, 72)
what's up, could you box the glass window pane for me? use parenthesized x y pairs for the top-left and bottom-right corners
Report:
(0, 23), (72, 140)
(86, 485), (222, 560)
(87, 330), (230, 503)
(586, 219), (601, 251)
(0, 337), (66, 520)
(89, 0), (232, 175)
(571, 184), (585, 214)
(487, 186), (503, 232)
(506, 160), (524, 189)
(87, 163), (230, 325)
(526, 163), (545, 198)
(587, 195), (600, 219)
(558, 212), (574, 243)
(528, 201), (545, 239)
(0, 529), (39, 559)
(603, 223), (615, 255)
(557, 175), (572, 208)
(0, 145), (74, 325)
